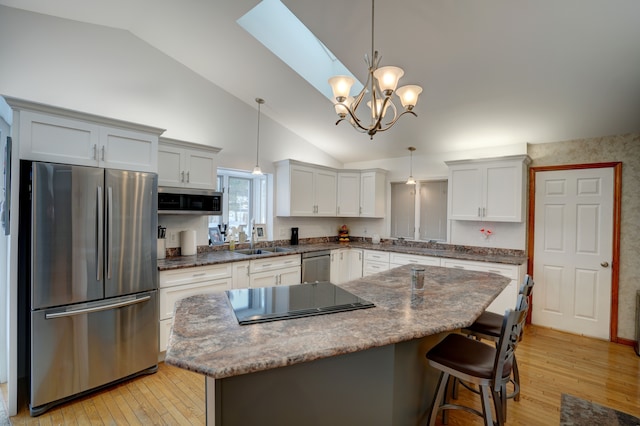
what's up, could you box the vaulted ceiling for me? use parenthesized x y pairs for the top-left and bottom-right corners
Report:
(2, 0), (639, 163)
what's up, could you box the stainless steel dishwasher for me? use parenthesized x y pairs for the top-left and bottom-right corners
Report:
(301, 250), (331, 283)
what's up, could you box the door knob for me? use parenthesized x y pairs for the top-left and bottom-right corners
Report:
(600, 261), (609, 268)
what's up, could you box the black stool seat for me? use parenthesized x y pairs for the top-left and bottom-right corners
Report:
(464, 310), (503, 339)
(427, 333), (512, 380)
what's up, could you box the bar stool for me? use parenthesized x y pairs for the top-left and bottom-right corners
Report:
(426, 296), (529, 426)
(461, 275), (534, 402)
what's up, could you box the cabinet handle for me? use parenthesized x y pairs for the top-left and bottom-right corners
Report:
(101, 146), (105, 161)
(482, 207), (486, 217)
(359, 206), (362, 214)
(186, 171), (190, 183)
(262, 263), (272, 267)
(246, 266), (250, 276)
(478, 207), (481, 217)
(93, 144), (98, 160)
(192, 272), (206, 277)
(453, 265), (465, 269)
(337, 206), (340, 214)
(181, 171), (185, 183)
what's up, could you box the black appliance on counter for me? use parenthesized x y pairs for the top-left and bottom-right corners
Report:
(226, 282), (375, 325)
(290, 227), (299, 245)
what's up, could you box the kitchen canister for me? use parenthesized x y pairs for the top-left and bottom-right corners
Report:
(180, 230), (197, 256)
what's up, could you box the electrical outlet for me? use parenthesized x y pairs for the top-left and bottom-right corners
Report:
(280, 228), (287, 237)
(168, 230), (177, 243)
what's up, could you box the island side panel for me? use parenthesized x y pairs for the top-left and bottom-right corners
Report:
(206, 332), (449, 426)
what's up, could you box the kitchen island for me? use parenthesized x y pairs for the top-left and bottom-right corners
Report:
(165, 264), (510, 425)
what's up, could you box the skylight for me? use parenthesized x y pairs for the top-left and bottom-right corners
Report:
(237, 0), (363, 101)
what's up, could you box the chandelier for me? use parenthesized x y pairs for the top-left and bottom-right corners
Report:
(328, 0), (422, 139)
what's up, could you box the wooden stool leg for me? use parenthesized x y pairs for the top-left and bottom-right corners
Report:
(512, 355), (521, 401)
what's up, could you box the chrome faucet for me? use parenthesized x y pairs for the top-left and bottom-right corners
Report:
(250, 219), (255, 250)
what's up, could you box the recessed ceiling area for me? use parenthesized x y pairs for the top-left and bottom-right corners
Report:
(1, 0), (639, 164)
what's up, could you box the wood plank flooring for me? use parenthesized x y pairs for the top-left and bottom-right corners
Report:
(1, 325), (639, 425)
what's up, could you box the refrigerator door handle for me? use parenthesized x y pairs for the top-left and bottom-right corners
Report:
(107, 186), (113, 279)
(45, 295), (151, 319)
(97, 186), (103, 281)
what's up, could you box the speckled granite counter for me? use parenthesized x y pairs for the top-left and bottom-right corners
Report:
(165, 264), (509, 425)
(158, 241), (526, 271)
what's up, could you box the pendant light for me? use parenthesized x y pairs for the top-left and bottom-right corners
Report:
(406, 147), (416, 185)
(252, 98), (265, 175)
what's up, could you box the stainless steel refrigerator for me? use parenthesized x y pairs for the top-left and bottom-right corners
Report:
(22, 161), (158, 416)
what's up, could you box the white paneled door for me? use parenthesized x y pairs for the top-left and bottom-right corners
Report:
(533, 167), (614, 339)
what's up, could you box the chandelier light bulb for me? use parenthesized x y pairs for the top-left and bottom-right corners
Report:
(396, 85), (423, 110)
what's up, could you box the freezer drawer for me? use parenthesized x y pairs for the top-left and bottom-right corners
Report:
(30, 291), (158, 413)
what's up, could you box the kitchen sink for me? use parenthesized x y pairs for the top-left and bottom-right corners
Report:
(235, 247), (293, 255)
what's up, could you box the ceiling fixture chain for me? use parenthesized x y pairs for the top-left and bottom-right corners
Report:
(252, 98), (265, 175)
(328, 0), (423, 139)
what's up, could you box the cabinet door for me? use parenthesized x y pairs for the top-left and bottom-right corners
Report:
(19, 110), (101, 166)
(346, 249), (363, 281)
(250, 271), (279, 288)
(448, 166), (483, 220)
(483, 162), (522, 222)
(158, 144), (185, 187)
(337, 172), (360, 217)
(278, 266), (302, 286)
(185, 150), (217, 189)
(289, 165), (316, 216)
(100, 127), (157, 173)
(360, 171), (385, 217)
(232, 261), (251, 289)
(315, 169), (337, 216)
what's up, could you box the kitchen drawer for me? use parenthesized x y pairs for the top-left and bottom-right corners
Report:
(250, 254), (301, 274)
(389, 253), (441, 267)
(364, 250), (390, 263)
(363, 260), (390, 276)
(159, 318), (172, 352)
(441, 259), (519, 279)
(159, 263), (233, 288)
(159, 277), (232, 320)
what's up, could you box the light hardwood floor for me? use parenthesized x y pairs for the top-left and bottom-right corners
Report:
(2, 325), (639, 425)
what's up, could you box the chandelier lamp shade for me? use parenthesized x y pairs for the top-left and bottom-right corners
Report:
(328, 0), (423, 139)
(252, 98), (265, 175)
(406, 146), (416, 185)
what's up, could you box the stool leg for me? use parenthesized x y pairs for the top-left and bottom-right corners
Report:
(429, 372), (450, 426)
(479, 385), (494, 426)
(512, 355), (521, 401)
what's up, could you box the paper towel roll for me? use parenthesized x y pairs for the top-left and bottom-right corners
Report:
(180, 230), (197, 256)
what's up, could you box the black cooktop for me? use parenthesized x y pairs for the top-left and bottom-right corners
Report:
(226, 282), (375, 325)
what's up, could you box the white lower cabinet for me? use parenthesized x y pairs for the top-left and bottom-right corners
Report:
(440, 259), (525, 314)
(362, 250), (390, 277)
(158, 263), (233, 352)
(330, 249), (363, 284)
(232, 261), (251, 289)
(249, 254), (302, 287)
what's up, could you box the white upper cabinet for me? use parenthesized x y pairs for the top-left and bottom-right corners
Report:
(276, 160), (337, 217)
(7, 98), (163, 173)
(277, 160), (386, 218)
(158, 137), (221, 190)
(359, 170), (386, 218)
(336, 172), (360, 217)
(446, 155), (531, 222)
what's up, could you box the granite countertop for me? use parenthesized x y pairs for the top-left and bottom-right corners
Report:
(157, 241), (527, 271)
(164, 264), (510, 379)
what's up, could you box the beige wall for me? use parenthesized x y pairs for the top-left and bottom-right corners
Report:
(528, 133), (640, 341)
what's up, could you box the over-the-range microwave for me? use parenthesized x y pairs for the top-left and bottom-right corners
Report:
(158, 187), (222, 215)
